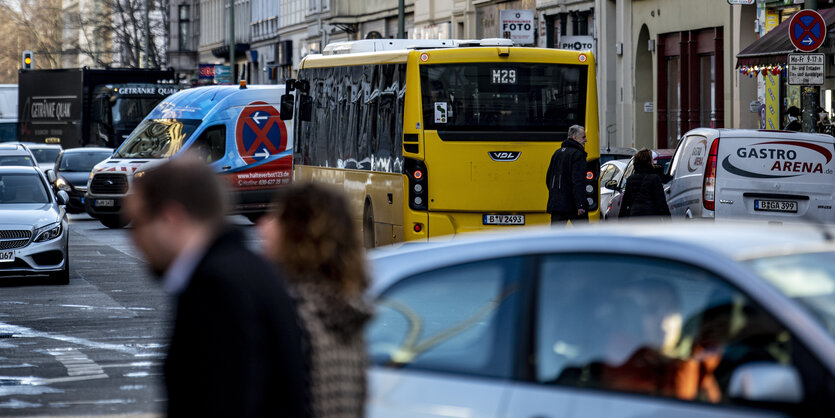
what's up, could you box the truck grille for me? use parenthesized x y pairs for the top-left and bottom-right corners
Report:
(90, 174), (128, 194)
(0, 230), (31, 250)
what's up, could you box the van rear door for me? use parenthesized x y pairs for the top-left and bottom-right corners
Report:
(715, 134), (835, 222)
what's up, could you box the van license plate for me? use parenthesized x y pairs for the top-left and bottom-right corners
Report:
(94, 199), (114, 207)
(0, 251), (13, 263)
(483, 214), (525, 225)
(755, 199), (798, 213)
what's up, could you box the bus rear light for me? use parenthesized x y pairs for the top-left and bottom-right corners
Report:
(703, 138), (720, 211)
(405, 158), (428, 211)
(413, 223), (423, 233)
(585, 159), (600, 212)
(586, 171), (594, 180)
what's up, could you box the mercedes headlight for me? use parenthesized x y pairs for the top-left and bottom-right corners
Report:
(55, 177), (72, 192)
(34, 222), (63, 242)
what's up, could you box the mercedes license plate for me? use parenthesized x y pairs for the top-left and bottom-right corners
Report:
(94, 199), (114, 207)
(754, 199), (798, 213)
(0, 251), (13, 263)
(483, 214), (525, 225)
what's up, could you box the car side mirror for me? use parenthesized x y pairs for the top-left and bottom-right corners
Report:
(45, 169), (57, 184)
(604, 179), (620, 190)
(728, 362), (803, 404)
(56, 190), (69, 206)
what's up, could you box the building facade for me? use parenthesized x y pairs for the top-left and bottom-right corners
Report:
(169, 0), (201, 84)
(197, 0), (252, 83)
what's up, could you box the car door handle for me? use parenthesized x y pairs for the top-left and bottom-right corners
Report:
(221, 165), (231, 170)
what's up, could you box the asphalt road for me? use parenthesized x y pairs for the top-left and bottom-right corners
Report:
(0, 213), (258, 416)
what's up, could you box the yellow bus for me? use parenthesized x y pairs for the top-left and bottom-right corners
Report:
(281, 39), (600, 247)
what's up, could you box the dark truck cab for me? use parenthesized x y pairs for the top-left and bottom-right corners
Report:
(18, 68), (178, 149)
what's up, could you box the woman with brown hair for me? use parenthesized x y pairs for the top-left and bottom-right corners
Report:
(619, 148), (671, 219)
(258, 182), (372, 418)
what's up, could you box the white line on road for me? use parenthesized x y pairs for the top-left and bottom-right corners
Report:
(0, 322), (139, 355)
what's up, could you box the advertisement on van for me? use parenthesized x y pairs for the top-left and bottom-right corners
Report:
(722, 140), (834, 178)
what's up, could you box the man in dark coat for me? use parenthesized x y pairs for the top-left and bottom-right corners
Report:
(546, 124), (589, 224)
(123, 156), (310, 417)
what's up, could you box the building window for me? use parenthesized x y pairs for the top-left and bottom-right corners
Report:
(178, 4), (190, 51)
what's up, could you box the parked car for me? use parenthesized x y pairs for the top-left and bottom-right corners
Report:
(21, 142), (63, 171)
(600, 146), (637, 165)
(604, 149), (674, 220)
(665, 128), (835, 222)
(0, 143), (37, 167)
(366, 222), (835, 417)
(0, 166), (69, 284)
(49, 147), (113, 214)
(599, 158), (630, 221)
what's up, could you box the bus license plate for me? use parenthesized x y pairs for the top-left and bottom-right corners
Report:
(754, 199), (798, 213)
(94, 199), (114, 207)
(0, 251), (13, 263)
(483, 214), (525, 225)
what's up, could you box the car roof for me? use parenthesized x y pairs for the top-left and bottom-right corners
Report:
(685, 128), (835, 143)
(369, 222), (834, 290)
(60, 147), (113, 154)
(602, 159), (629, 169)
(0, 165), (41, 175)
(19, 143), (63, 149)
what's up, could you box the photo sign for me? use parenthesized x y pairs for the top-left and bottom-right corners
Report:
(499, 10), (535, 45)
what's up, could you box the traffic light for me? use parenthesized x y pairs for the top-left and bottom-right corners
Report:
(22, 50), (32, 70)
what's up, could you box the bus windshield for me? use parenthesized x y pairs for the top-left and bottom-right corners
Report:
(114, 118), (200, 159)
(420, 63), (587, 136)
(112, 98), (163, 125)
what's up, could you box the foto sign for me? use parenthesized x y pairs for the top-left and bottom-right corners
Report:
(788, 53), (825, 85)
(499, 10), (535, 45)
(559, 35), (596, 57)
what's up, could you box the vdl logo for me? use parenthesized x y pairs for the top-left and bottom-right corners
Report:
(489, 151), (521, 161)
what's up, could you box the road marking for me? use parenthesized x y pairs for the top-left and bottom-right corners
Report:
(0, 322), (139, 355)
(49, 349), (106, 378)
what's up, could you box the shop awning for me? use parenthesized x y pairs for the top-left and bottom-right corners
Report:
(736, 7), (835, 68)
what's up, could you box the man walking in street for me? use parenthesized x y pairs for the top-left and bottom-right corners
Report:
(546, 125), (589, 225)
(123, 156), (310, 417)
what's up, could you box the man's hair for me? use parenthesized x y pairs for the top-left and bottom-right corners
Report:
(568, 125), (585, 140)
(132, 154), (227, 225)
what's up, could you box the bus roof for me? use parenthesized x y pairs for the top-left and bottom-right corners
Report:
(321, 38), (513, 55)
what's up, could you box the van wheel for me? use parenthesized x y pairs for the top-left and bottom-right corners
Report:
(100, 215), (129, 229)
(363, 202), (375, 249)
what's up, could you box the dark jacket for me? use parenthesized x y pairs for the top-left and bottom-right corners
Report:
(618, 165), (671, 218)
(165, 228), (310, 417)
(546, 138), (588, 215)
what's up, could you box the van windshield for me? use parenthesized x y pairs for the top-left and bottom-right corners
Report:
(114, 119), (200, 159)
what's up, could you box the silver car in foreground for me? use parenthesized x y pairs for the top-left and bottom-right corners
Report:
(0, 166), (69, 284)
(366, 223), (835, 417)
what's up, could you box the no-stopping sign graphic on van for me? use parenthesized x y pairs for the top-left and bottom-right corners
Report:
(235, 101), (288, 164)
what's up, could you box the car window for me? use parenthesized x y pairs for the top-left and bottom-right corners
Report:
(189, 125), (226, 163)
(29, 148), (61, 164)
(600, 165), (617, 186)
(0, 155), (35, 167)
(58, 151), (112, 172)
(619, 160), (634, 187)
(534, 254), (823, 411)
(0, 173), (49, 203)
(367, 257), (522, 378)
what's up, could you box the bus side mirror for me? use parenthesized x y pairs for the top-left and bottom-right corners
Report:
(280, 94), (294, 120)
(299, 95), (312, 122)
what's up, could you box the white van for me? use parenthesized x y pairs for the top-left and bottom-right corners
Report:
(665, 128), (835, 223)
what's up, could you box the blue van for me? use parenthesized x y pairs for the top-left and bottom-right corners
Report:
(84, 83), (292, 228)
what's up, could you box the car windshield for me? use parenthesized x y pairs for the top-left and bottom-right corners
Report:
(114, 119), (200, 159)
(0, 173), (49, 203)
(0, 155), (35, 167)
(420, 62), (587, 135)
(29, 148), (61, 164)
(58, 151), (112, 172)
(112, 98), (163, 125)
(744, 251), (835, 339)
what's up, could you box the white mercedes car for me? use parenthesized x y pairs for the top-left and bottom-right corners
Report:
(0, 166), (69, 284)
